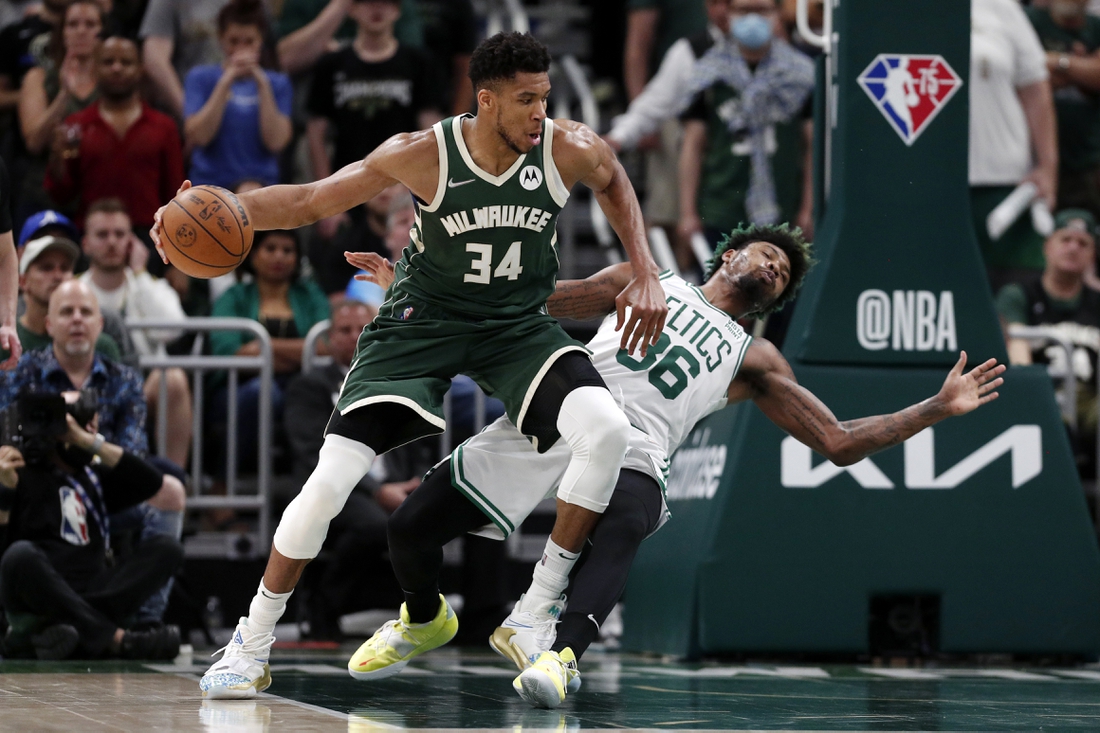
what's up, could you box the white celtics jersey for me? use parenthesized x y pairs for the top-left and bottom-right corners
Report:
(590, 272), (752, 459)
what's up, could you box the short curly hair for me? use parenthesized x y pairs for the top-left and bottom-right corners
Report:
(704, 223), (816, 315)
(469, 32), (552, 91)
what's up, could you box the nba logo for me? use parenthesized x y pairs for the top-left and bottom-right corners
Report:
(857, 54), (962, 146)
(401, 306), (414, 320)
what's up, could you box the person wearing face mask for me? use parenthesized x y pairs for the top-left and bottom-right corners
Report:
(1026, 0), (1100, 222)
(676, 0), (815, 271)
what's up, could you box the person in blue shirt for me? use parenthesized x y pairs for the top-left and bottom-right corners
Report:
(183, 0), (293, 190)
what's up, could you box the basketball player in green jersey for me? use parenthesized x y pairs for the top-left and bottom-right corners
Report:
(345, 223), (1006, 707)
(150, 32), (668, 699)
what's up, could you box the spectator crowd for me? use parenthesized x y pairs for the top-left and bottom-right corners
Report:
(2, 0), (1100, 655)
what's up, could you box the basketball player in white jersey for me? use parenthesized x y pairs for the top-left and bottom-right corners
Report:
(345, 222), (1005, 708)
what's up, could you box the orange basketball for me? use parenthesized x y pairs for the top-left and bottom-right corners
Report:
(160, 185), (254, 278)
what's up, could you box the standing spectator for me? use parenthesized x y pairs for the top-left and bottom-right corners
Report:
(276, 0), (422, 76)
(1027, 0), (1100, 220)
(677, 0), (814, 256)
(0, 155), (20, 368)
(305, 0), (440, 240)
(971, 0), (1059, 293)
(209, 229), (329, 469)
(78, 198), (193, 469)
(622, 0), (710, 246)
(183, 0), (292, 190)
(996, 209), (1100, 479)
(139, 0), (227, 119)
(17, 0), (103, 221)
(414, 0), (476, 116)
(45, 36), (184, 240)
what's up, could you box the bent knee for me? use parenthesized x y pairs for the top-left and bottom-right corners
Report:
(0, 540), (43, 577)
(589, 405), (630, 456)
(148, 475), (187, 512)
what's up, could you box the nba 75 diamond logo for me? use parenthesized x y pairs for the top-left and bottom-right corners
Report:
(857, 54), (962, 146)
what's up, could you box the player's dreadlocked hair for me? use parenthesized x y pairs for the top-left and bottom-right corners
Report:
(704, 223), (816, 315)
(468, 32), (552, 91)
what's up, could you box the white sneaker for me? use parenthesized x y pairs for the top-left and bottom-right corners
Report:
(490, 595), (580, 692)
(199, 618), (274, 699)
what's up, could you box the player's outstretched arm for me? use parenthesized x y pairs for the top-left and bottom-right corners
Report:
(150, 130), (440, 261)
(546, 262), (633, 320)
(553, 119), (667, 355)
(730, 342), (1005, 467)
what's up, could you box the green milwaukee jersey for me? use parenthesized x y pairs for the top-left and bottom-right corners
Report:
(391, 114), (570, 319)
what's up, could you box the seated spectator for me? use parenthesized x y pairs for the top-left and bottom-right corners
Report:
(15, 233), (122, 360)
(183, 0), (292, 190)
(16, 0), (103, 221)
(321, 184), (399, 300)
(997, 209), (1100, 480)
(0, 280), (187, 630)
(209, 229), (329, 469)
(970, 0), (1058, 293)
(0, 406), (181, 660)
(306, 0), (441, 241)
(277, 0), (422, 76)
(1026, 0), (1100, 221)
(677, 0), (814, 262)
(139, 0), (228, 119)
(45, 35), (184, 249)
(77, 198), (193, 469)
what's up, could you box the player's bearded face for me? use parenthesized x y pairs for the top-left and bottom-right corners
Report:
(495, 107), (528, 155)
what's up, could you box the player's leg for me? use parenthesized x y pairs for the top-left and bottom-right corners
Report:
(346, 463), (489, 680)
(201, 401), (436, 699)
(509, 470), (663, 708)
(515, 352), (630, 614)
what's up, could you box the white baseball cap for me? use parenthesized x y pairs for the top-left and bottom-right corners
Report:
(19, 235), (81, 276)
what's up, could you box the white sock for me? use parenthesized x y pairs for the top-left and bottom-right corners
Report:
(245, 580), (292, 637)
(521, 539), (579, 611)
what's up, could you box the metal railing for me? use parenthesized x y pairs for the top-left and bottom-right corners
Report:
(128, 317), (275, 545)
(302, 319), (332, 375)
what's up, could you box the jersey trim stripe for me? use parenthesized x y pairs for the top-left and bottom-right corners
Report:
(339, 394), (446, 431)
(451, 444), (515, 535)
(687, 281), (742, 324)
(515, 344), (592, 449)
(658, 270), (675, 280)
(451, 114), (527, 186)
(544, 119), (570, 208)
(420, 122), (448, 213)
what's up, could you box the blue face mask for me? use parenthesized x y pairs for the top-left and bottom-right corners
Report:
(731, 13), (773, 51)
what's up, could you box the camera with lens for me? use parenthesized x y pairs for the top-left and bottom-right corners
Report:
(0, 389), (99, 465)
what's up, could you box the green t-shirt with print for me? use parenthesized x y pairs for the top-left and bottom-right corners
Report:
(1026, 7), (1100, 172)
(11, 320), (121, 361)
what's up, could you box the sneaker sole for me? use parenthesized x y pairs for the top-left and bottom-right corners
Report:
(516, 670), (565, 709)
(347, 658), (409, 681)
(201, 666), (272, 700)
(489, 627), (530, 672)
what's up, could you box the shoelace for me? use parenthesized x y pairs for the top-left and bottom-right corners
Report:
(211, 629), (274, 661)
(368, 619), (411, 652)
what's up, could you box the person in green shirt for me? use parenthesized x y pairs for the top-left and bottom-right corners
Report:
(1026, 0), (1100, 220)
(14, 236), (121, 361)
(996, 208), (1100, 478)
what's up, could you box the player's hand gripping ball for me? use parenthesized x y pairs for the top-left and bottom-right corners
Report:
(160, 185), (253, 278)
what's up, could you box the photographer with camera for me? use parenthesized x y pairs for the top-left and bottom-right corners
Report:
(0, 280), (186, 629)
(0, 392), (182, 660)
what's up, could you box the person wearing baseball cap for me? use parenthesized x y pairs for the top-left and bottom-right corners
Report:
(0, 156), (20, 369)
(997, 207), (1100, 478)
(12, 234), (122, 361)
(17, 209), (80, 248)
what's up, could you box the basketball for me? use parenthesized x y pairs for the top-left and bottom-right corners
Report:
(160, 185), (253, 278)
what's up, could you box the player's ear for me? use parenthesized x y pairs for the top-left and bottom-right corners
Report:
(476, 86), (495, 112)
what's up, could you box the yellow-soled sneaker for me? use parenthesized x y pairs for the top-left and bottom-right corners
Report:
(347, 595), (457, 680)
(513, 647), (580, 709)
(199, 618), (274, 699)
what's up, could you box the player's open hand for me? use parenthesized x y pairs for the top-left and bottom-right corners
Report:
(150, 180), (192, 264)
(615, 269), (668, 356)
(346, 251), (395, 290)
(937, 351), (1006, 416)
(0, 325), (22, 370)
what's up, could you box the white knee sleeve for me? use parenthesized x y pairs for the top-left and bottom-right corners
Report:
(273, 434), (376, 559)
(555, 386), (630, 513)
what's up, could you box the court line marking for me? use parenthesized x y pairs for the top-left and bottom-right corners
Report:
(156, 670), (350, 721)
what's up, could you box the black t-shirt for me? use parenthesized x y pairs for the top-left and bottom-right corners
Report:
(0, 15), (51, 89)
(2, 453), (161, 589)
(307, 44), (440, 170)
(415, 0), (476, 110)
(0, 155), (11, 234)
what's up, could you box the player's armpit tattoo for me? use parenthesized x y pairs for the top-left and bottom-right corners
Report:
(547, 276), (619, 320)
